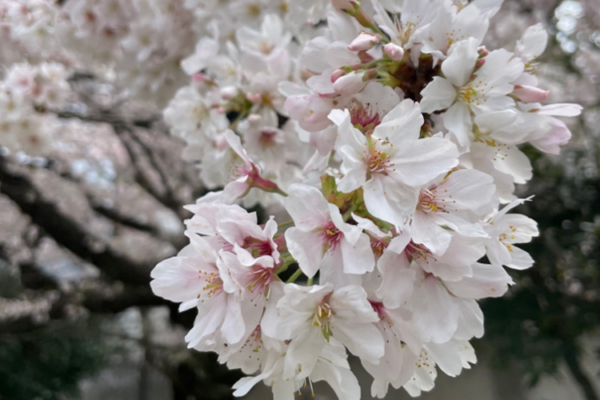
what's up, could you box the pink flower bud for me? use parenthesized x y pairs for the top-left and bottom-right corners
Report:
(330, 69), (346, 83)
(478, 47), (489, 57)
(383, 43), (404, 61)
(475, 59), (486, 68)
(348, 32), (380, 52)
(192, 73), (208, 82)
(513, 85), (550, 103)
(332, 0), (358, 12)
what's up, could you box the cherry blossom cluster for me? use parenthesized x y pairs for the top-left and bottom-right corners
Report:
(151, 1), (583, 399)
(0, 0), (201, 154)
(0, 62), (71, 154)
(0, 0), (581, 398)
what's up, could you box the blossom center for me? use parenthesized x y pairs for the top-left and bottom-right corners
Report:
(322, 221), (343, 249)
(198, 271), (223, 301)
(313, 302), (333, 341)
(405, 241), (431, 262)
(351, 104), (381, 133)
(418, 187), (446, 213)
(459, 86), (478, 104)
(259, 128), (278, 147)
(366, 148), (392, 174)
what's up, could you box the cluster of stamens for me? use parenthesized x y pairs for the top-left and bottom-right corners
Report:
(366, 147), (393, 174)
(405, 241), (432, 262)
(418, 187), (445, 213)
(313, 301), (333, 341)
(350, 104), (381, 133)
(198, 271), (223, 302)
(321, 221), (343, 249)
(498, 225), (517, 252)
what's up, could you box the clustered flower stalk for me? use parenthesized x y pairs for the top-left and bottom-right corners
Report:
(151, 0), (583, 398)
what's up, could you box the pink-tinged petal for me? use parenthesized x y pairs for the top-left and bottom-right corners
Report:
(222, 176), (251, 202)
(151, 256), (209, 303)
(420, 76), (457, 114)
(390, 137), (459, 187)
(442, 38), (479, 87)
(329, 203), (361, 244)
(284, 183), (330, 230)
(285, 228), (325, 278)
(530, 118), (572, 155)
(445, 262), (513, 299)
(512, 85), (549, 103)
(536, 103), (582, 117)
(443, 102), (473, 147)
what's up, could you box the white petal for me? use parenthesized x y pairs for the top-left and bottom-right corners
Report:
(373, 99), (423, 144)
(284, 184), (330, 230)
(341, 234), (376, 274)
(363, 177), (419, 227)
(443, 102), (473, 147)
(390, 137), (459, 187)
(506, 246), (535, 270)
(285, 228), (325, 278)
(419, 77), (457, 114)
(442, 38), (479, 87)
(445, 262), (513, 299)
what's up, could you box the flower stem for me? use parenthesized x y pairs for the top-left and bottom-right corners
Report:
(278, 221), (294, 230)
(286, 268), (304, 283)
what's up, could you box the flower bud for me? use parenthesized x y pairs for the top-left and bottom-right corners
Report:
(192, 72), (209, 82)
(332, 72), (367, 96)
(383, 43), (404, 61)
(332, 0), (359, 12)
(330, 69), (346, 83)
(513, 85), (550, 103)
(348, 32), (381, 52)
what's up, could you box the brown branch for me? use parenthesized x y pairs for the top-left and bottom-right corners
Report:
(0, 156), (165, 286)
